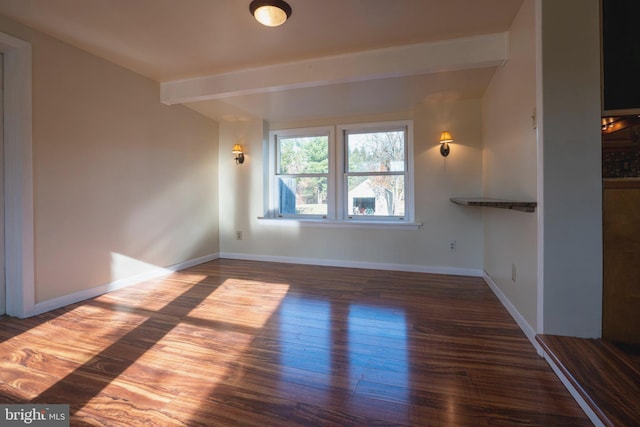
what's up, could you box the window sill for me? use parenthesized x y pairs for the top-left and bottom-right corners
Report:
(257, 217), (422, 230)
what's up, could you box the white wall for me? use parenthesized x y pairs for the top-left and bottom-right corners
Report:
(0, 16), (220, 305)
(219, 100), (484, 274)
(539, 0), (602, 337)
(482, 0), (538, 329)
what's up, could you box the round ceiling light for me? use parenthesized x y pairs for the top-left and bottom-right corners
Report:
(249, 0), (292, 27)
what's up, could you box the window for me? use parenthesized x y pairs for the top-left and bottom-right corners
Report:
(268, 127), (334, 218)
(342, 125), (408, 219)
(266, 121), (414, 224)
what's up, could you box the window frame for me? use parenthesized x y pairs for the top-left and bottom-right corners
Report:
(267, 126), (336, 219)
(338, 121), (414, 222)
(265, 120), (415, 225)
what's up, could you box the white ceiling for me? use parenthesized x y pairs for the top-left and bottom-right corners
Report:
(0, 0), (525, 122)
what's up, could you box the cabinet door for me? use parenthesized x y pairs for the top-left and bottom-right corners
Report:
(603, 187), (640, 344)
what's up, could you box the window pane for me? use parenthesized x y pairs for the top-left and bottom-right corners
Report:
(278, 136), (329, 174)
(347, 131), (405, 173)
(347, 175), (405, 216)
(279, 177), (328, 215)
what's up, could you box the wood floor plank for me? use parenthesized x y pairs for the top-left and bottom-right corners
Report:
(0, 259), (590, 425)
(537, 334), (640, 426)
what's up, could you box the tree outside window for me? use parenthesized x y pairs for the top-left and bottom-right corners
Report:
(276, 135), (329, 216)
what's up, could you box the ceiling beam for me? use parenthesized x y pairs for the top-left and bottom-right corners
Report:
(160, 32), (508, 106)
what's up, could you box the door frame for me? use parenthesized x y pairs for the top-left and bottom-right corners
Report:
(0, 32), (34, 318)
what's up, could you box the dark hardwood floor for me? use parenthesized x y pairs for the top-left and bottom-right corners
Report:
(0, 259), (589, 426)
(613, 342), (640, 372)
(537, 335), (640, 427)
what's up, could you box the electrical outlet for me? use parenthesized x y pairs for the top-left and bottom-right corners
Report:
(450, 240), (456, 252)
(236, 231), (243, 240)
(512, 263), (517, 282)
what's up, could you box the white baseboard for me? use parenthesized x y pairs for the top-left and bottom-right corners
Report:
(219, 252), (483, 277)
(33, 253), (220, 315)
(482, 270), (541, 354)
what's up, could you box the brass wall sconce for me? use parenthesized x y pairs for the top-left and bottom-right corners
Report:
(232, 144), (245, 164)
(439, 131), (453, 157)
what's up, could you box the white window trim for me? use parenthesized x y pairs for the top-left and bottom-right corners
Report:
(263, 120), (418, 228)
(337, 120), (415, 223)
(267, 126), (335, 219)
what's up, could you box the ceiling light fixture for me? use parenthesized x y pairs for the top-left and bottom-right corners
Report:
(250, 0), (292, 27)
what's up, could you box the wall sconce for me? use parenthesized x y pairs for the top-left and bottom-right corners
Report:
(439, 131), (453, 157)
(232, 144), (245, 164)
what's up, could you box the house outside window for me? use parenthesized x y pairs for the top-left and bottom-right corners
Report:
(266, 121), (414, 224)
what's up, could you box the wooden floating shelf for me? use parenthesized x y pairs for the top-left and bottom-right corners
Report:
(450, 197), (537, 213)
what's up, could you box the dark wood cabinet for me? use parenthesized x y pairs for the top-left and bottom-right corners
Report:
(603, 180), (640, 344)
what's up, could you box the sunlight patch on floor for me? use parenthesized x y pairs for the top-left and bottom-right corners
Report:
(76, 276), (290, 423)
(187, 278), (290, 328)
